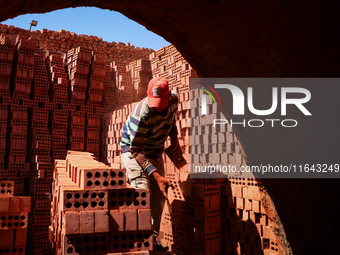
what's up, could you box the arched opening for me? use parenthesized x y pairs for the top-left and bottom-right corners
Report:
(1, 1), (340, 254)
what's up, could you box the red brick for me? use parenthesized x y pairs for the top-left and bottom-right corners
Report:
(95, 210), (109, 233)
(167, 180), (185, 206)
(0, 229), (14, 246)
(9, 196), (21, 213)
(14, 228), (27, 246)
(110, 209), (124, 231)
(138, 209), (151, 231)
(80, 211), (94, 233)
(63, 211), (80, 234)
(0, 197), (9, 213)
(125, 209), (137, 231)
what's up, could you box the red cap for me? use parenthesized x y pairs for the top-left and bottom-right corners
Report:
(147, 77), (169, 108)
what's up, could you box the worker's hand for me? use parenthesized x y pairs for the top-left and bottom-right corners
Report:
(152, 171), (171, 199)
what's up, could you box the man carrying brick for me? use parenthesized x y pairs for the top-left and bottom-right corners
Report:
(120, 77), (179, 251)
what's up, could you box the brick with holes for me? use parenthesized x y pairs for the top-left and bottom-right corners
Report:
(108, 188), (150, 210)
(62, 232), (110, 255)
(60, 188), (108, 212)
(165, 144), (187, 169)
(78, 168), (126, 189)
(109, 231), (153, 253)
(167, 180), (185, 206)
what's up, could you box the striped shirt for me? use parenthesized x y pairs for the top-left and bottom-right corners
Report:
(120, 91), (178, 175)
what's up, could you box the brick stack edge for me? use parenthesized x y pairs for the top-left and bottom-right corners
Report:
(0, 24), (280, 255)
(102, 44), (280, 255)
(51, 151), (153, 254)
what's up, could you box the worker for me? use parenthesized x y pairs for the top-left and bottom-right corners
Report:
(120, 77), (179, 251)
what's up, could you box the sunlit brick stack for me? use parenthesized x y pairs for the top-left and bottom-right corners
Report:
(126, 59), (152, 101)
(27, 177), (53, 255)
(0, 180), (31, 255)
(149, 44), (197, 94)
(51, 151), (153, 255)
(47, 51), (69, 104)
(87, 54), (107, 108)
(29, 49), (53, 179)
(6, 104), (29, 176)
(68, 111), (86, 151)
(0, 34), (15, 98)
(66, 46), (92, 105)
(111, 61), (134, 105)
(101, 62), (115, 110)
(10, 35), (35, 100)
(85, 113), (101, 158)
(0, 104), (6, 171)
(101, 45), (280, 255)
(101, 103), (136, 168)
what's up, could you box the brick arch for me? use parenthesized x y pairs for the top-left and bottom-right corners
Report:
(1, 1), (340, 254)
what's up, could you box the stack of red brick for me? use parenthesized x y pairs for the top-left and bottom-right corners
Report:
(0, 34), (15, 98)
(0, 181), (31, 254)
(10, 35), (35, 100)
(51, 151), (153, 255)
(47, 51), (69, 104)
(67, 46), (92, 105)
(127, 59), (152, 101)
(87, 54), (107, 108)
(101, 62), (115, 109)
(111, 61), (134, 105)
(149, 44), (197, 94)
(101, 45), (281, 255)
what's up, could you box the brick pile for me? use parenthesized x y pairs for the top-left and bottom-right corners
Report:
(0, 24), (154, 66)
(149, 44), (197, 94)
(101, 46), (280, 255)
(111, 61), (134, 104)
(0, 32), (154, 254)
(51, 151), (153, 254)
(127, 59), (152, 101)
(0, 180), (31, 255)
(101, 62), (116, 109)
(10, 35), (35, 100)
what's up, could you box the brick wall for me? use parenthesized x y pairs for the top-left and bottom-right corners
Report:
(0, 25), (283, 254)
(0, 23), (154, 65)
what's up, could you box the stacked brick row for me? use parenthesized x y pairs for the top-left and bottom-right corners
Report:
(47, 51), (69, 104)
(29, 48), (53, 179)
(0, 24), (154, 64)
(0, 104), (6, 170)
(10, 36), (35, 100)
(101, 62), (115, 110)
(6, 104), (29, 176)
(66, 46), (92, 105)
(85, 113), (101, 159)
(87, 54), (107, 108)
(0, 34), (15, 98)
(51, 151), (153, 254)
(101, 45), (280, 254)
(0, 180), (31, 255)
(111, 61), (134, 105)
(47, 52), (70, 163)
(149, 44), (197, 94)
(127, 59), (152, 101)
(101, 103), (137, 168)
(27, 177), (53, 255)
